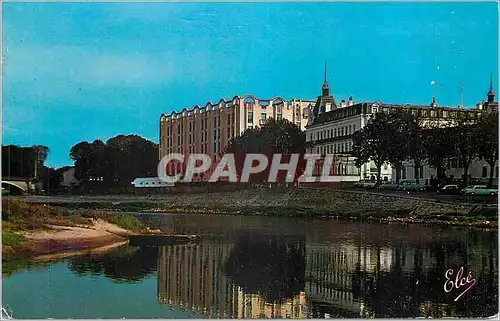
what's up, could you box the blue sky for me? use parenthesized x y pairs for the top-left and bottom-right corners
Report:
(2, 2), (498, 167)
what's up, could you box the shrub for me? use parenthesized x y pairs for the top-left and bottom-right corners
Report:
(2, 230), (24, 246)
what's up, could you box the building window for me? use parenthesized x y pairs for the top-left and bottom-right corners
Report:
(482, 166), (488, 178)
(260, 112), (266, 125)
(442, 110), (448, 118)
(496, 166), (498, 177)
(401, 167), (407, 180)
(247, 111), (253, 124)
(276, 113), (282, 121)
(353, 125), (356, 132)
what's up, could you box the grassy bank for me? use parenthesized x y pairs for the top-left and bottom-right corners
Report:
(43, 199), (498, 229)
(2, 200), (144, 262)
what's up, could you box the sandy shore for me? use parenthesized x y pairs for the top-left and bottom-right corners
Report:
(19, 219), (131, 257)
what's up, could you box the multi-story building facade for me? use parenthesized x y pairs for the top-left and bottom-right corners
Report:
(306, 73), (497, 183)
(159, 95), (314, 175)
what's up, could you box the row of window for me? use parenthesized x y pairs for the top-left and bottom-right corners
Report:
(166, 140), (223, 155)
(398, 164), (499, 180)
(309, 124), (357, 142)
(247, 112), (283, 124)
(314, 141), (353, 154)
(375, 106), (480, 119)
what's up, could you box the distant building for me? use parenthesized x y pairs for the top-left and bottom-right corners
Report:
(159, 95), (315, 175)
(131, 177), (174, 188)
(305, 66), (494, 183)
(59, 166), (80, 187)
(476, 74), (498, 113)
(394, 78), (498, 184)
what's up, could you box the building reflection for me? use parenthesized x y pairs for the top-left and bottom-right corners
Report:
(157, 242), (307, 318)
(156, 234), (497, 318)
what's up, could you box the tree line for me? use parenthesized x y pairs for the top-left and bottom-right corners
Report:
(70, 134), (158, 185)
(1, 144), (62, 192)
(2, 135), (158, 193)
(351, 110), (498, 187)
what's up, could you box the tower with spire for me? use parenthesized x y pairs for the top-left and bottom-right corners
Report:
(322, 62), (330, 97)
(481, 73), (498, 113)
(488, 73), (495, 103)
(309, 62), (338, 125)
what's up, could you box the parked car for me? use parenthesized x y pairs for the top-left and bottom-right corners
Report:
(377, 182), (399, 190)
(397, 180), (428, 192)
(354, 180), (377, 188)
(437, 184), (460, 194)
(460, 185), (498, 196)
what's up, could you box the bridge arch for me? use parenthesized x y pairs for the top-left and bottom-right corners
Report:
(2, 181), (27, 195)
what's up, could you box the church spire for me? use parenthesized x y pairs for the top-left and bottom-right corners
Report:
(324, 61), (328, 85)
(488, 73), (495, 103)
(322, 61), (330, 96)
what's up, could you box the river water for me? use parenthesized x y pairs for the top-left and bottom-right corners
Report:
(2, 214), (498, 318)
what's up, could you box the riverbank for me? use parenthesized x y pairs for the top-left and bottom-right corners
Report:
(10, 188), (498, 229)
(2, 200), (144, 262)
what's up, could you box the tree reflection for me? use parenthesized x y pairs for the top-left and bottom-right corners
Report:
(223, 232), (305, 303)
(68, 245), (158, 283)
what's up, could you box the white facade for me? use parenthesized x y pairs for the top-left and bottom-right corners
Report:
(393, 158), (499, 184)
(305, 102), (393, 181)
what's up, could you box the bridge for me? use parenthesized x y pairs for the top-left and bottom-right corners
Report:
(1, 177), (35, 195)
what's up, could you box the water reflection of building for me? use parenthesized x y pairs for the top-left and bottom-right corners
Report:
(157, 243), (307, 318)
(304, 243), (441, 317)
(156, 236), (497, 318)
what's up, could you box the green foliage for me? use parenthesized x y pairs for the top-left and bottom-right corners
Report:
(2, 230), (24, 246)
(2, 144), (50, 178)
(70, 135), (158, 185)
(2, 200), (70, 222)
(476, 111), (499, 187)
(352, 112), (393, 184)
(101, 214), (144, 230)
(226, 118), (306, 154)
(224, 118), (306, 183)
(73, 209), (144, 230)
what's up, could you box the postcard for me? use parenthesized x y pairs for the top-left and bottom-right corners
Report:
(2, 1), (498, 319)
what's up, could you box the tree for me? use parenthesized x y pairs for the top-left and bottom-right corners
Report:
(407, 114), (427, 184)
(451, 112), (480, 185)
(476, 111), (499, 188)
(2, 144), (50, 179)
(351, 112), (392, 185)
(224, 118), (306, 183)
(385, 111), (414, 183)
(223, 232), (305, 303)
(70, 135), (158, 185)
(70, 141), (104, 181)
(422, 126), (455, 183)
(40, 166), (63, 194)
